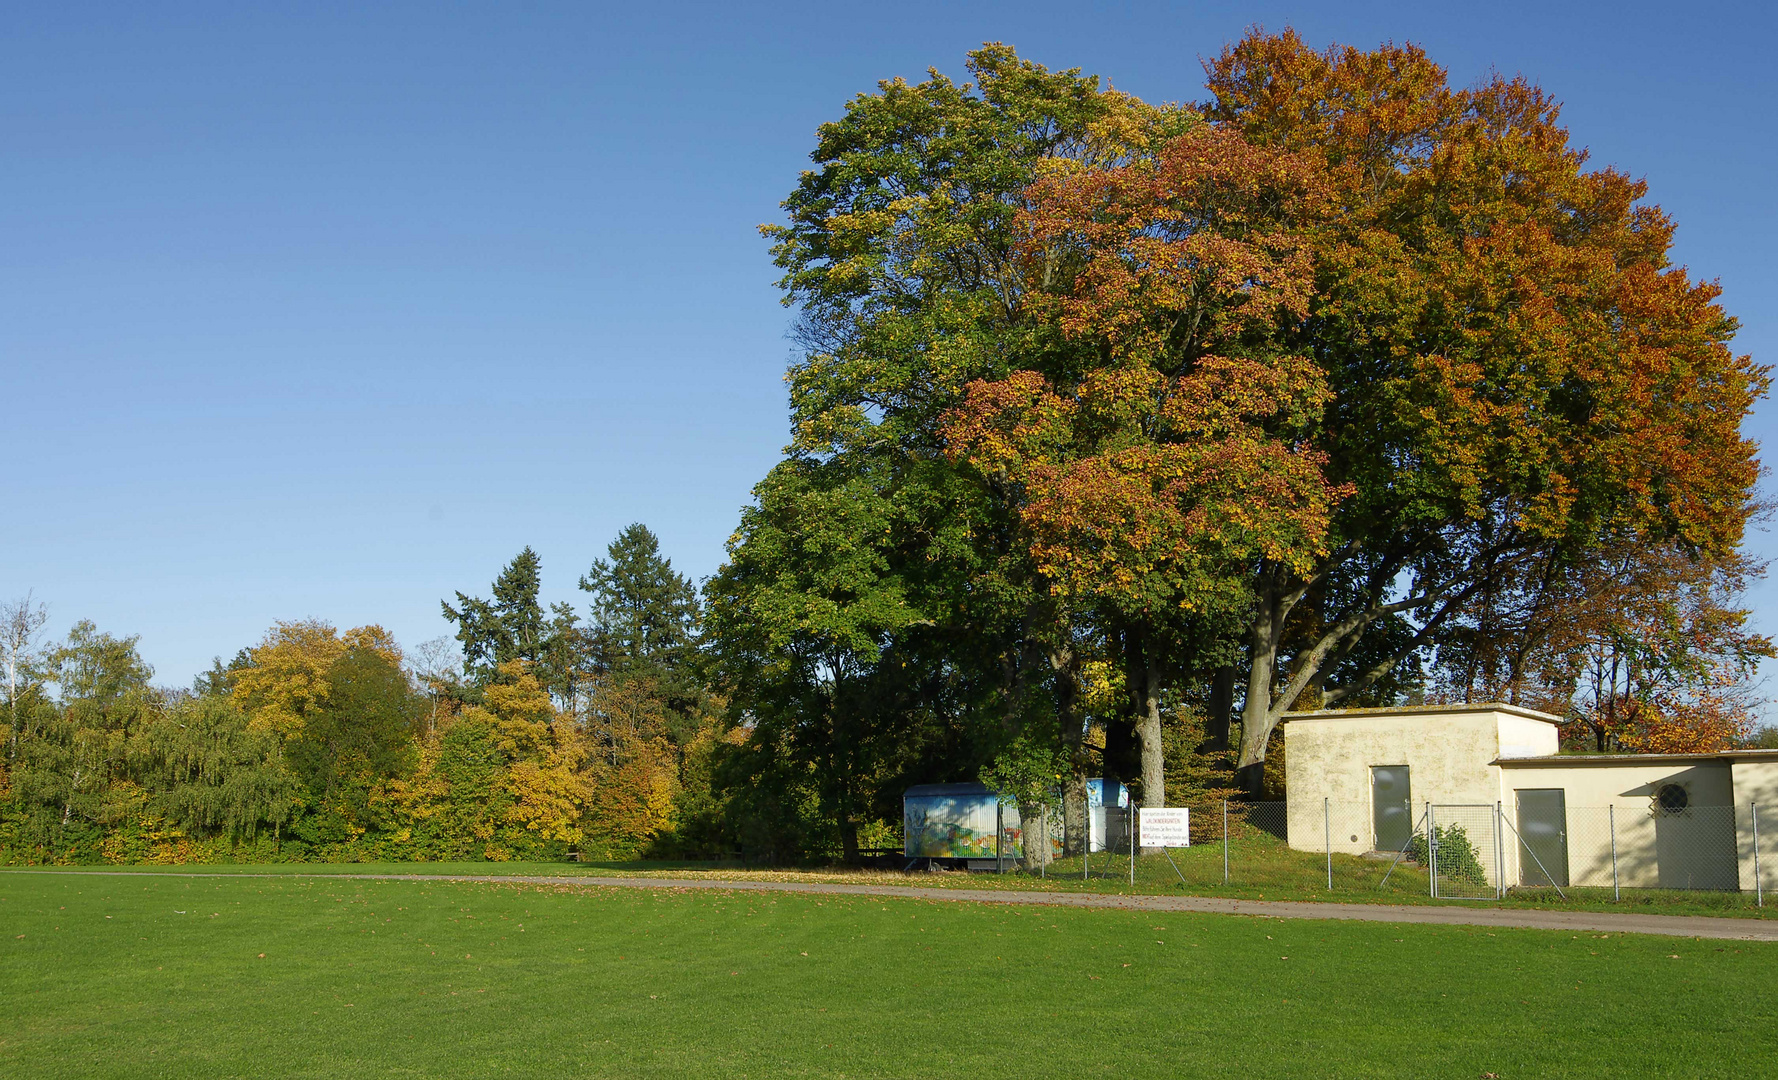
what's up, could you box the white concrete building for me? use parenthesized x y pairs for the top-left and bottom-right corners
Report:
(1283, 704), (1778, 892)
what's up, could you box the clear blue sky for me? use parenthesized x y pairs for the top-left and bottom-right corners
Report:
(7, 0), (1776, 689)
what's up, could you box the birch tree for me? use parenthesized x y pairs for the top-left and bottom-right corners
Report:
(1, 591), (49, 759)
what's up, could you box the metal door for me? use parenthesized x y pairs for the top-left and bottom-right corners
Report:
(1515, 789), (1569, 887)
(1371, 766), (1412, 852)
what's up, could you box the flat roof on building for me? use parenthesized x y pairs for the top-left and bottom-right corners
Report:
(1283, 702), (1563, 725)
(1493, 750), (1778, 766)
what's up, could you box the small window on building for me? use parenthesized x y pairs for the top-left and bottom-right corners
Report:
(1656, 783), (1689, 815)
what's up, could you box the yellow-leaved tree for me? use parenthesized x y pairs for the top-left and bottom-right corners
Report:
(579, 676), (679, 858)
(231, 621), (404, 739)
(227, 621), (418, 850)
(484, 662), (593, 845)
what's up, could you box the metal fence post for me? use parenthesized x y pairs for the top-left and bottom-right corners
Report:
(1324, 797), (1332, 891)
(1222, 800), (1229, 885)
(1495, 801), (1505, 900)
(1609, 804), (1619, 902)
(1753, 803), (1762, 908)
(1130, 805), (1136, 888)
(996, 802), (1004, 875)
(1427, 802), (1437, 899)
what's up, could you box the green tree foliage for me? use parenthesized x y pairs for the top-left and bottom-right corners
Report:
(282, 644), (419, 807)
(48, 620), (154, 707)
(1, 592), (51, 761)
(579, 523), (703, 715)
(711, 45), (1192, 859)
(707, 460), (927, 860)
(9, 622), (156, 850)
(135, 694), (301, 841)
(443, 547), (576, 693)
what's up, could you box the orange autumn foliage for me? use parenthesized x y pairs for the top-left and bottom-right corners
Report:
(944, 362), (1340, 615)
(1017, 124), (1331, 364)
(1201, 28), (1766, 562)
(942, 115), (1349, 620)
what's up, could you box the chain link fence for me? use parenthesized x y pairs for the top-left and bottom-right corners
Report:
(1046, 799), (1777, 905)
(1535, 804), (1743, 894)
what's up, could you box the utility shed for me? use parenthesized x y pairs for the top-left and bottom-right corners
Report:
(1284, 703), (1778, 893)
(1494, 753), (1778, 891)
(1283, 704), (1560, 856)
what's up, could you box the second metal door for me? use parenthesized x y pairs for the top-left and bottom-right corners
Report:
(1515, 788), (1569, 887)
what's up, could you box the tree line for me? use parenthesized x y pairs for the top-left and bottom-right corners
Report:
(0, 527), (733, 863)
(2, 31), (1772, 867)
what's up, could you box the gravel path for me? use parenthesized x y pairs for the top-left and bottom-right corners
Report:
(10, 869), (1778, 941)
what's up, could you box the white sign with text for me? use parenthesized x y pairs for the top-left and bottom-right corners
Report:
(1138, 807), (1190, 848)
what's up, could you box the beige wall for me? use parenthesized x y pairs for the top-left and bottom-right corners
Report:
(1496, 761), (1737, 890)
(1496, 761), (1735, 808)
(1497, 715), (1560, 759)
(1284, 707), (1555, 855)
(1732, 761), (1778, 892)
(1731, 760), (1778, 806)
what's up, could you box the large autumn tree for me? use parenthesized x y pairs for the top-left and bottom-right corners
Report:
(726, 31), (1766, 837)
(1185, 31), (1766, 785)
(982, 32), (1769, 789)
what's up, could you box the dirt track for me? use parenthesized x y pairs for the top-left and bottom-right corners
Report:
(10, 869), (1778, 941)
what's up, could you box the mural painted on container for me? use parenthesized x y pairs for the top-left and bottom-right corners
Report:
(903, 785), (1063, 858)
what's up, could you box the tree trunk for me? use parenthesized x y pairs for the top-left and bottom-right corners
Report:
(823, 678), (860, 865)
(833, 730), (859, 864)
(1137, 675), (1164, 804)
(1135, 666), (1164, 853)
(1205, 665), (1235, 752)
(839, 811), (859, 864)
(1061, 773), (1088, 857)
(1237, 582), (1283, 798)
(1102, 716), (1133, 787)
(1120, 625), (1167, 852)
(1049, 642), (1089, 857)
(1018, 801), (1052, 871)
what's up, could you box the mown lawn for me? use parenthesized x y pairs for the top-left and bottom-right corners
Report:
(2, 872), (1774, 1078)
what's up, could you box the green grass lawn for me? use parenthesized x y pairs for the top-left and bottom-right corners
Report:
(3, 872), (1774, 1078)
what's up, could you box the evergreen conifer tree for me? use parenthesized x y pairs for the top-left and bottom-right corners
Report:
(443, 547), (553, 685)
(579, 524), (702, 714)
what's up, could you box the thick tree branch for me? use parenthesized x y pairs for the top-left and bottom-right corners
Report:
(1265, 539), (1534, 723)
(1322, 573), (1490, 706)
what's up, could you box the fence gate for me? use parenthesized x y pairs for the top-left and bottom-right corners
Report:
(1429, 804), (1503, 900)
